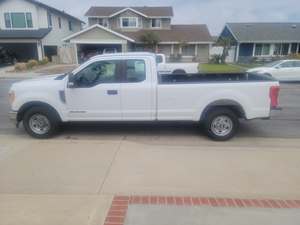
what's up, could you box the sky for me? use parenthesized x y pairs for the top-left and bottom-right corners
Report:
(43, 0), (300, 35)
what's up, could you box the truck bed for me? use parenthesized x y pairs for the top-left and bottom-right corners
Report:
(159, 73), (276, 84)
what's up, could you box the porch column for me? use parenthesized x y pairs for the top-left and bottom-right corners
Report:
(195, 44), (198, 56)
(288, 43), (292, 54)
(122, 43), (127, 52)
(171, 44), (174, 54)
(74, 44), (79, 64)
(235, 43), (240, 62)
(252, 43), (256, 57)
(37, 41), (43, 61)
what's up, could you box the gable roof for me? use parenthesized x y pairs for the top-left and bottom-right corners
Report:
(0, 28), (51, 39)
(0, 0), (84, 23)
(226, 23), (300, 42)
(116, 24), (213, 43)
(63, 24), (135, 42)
(85, 6), (174, 18)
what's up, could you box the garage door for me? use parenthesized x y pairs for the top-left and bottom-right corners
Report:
(77, 44), (122, 63)
(0, 43), (38, 63)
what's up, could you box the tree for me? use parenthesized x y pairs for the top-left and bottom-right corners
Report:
(218, 37), (234, 64)
(140, 32), (160, 52)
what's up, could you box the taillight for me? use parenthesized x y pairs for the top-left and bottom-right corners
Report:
(270, 86), (280, 109)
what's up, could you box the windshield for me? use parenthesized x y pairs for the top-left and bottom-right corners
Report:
(264, 60), (283, 67)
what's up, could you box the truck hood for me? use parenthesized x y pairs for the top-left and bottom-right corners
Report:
(247, 67), (269, 73)
(10, 74), (67, 92)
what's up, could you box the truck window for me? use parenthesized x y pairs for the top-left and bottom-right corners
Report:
(125, 59), (146, 83)
(75, 60), (120, 87)
(156, 55), (163, 64)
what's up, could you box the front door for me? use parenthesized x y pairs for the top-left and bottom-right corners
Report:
(65, 60), (122, 121)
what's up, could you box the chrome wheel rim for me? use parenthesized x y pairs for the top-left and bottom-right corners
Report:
(29, 114), (50, 135)
(211, 115), (233, 137)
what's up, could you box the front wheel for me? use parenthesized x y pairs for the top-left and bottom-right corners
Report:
(204, 108), (239, 141)
(23, 106), (59, 139)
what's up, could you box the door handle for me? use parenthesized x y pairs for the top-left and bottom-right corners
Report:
(107, 90), (118, 95)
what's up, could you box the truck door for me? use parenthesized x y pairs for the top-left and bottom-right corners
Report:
(121, 59), (155, 121)
(65, 60), (122, 121)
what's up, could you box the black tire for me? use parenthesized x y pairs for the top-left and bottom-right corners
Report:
(23, 106), (59, 139)
(204, 107), (239, 141)
(172, 69), (186, 74)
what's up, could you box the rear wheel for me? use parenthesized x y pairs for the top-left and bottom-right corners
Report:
(204, 107), (239, 141)
(23, 106), (59, 139)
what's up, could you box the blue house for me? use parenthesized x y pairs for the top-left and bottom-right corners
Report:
(219, 23), (300, 63)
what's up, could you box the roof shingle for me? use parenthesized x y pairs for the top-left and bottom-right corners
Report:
(85, 6), (174, 17)
(227, 23), (300, 42)
(116, 25), (213, 43)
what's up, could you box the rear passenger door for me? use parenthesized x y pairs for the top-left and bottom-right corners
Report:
(121, 59), (155, 121)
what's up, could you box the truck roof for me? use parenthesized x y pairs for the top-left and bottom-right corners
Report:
(90, 52), (156, 60)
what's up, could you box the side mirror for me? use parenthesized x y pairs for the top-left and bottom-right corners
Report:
(67, 73), (77, 88)
(274, 66), (281, 69)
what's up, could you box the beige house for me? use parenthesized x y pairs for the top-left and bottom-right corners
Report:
(63, 6), (213, 63)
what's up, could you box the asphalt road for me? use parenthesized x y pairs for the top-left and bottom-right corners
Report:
(1, 78), (300, 139)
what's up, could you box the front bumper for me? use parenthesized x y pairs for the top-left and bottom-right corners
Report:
(9, 111), (18, 126)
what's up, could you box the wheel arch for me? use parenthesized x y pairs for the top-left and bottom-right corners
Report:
(200, 99), (246, 122)
(17, 101), (62, 122)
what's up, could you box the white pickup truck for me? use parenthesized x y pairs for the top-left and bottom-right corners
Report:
(8, 52), (280, 141)
(156, 54), (199, 74)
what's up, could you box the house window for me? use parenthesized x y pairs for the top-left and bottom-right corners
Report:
(68, 21), (73, 31)
(274, 43), (290, 56)
(47, 11), (52, 27)
(121, 17), (138, 28)
(151, 19), (161, 28)
(4, 13), (11, 28)
(98, 18), (108, 27)
(58, 17), (62, 29)
(26, 13), (33, 28)
(291, 43), (298, 54)
(254, 44), (270, 56)
(182, 45), (195, 56)
(4, 12), (33, 28)
(158, 45), (172, 55)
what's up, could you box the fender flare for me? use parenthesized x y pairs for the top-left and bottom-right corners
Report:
(200, 99), (246, 121)
(17, 101), (62, 122)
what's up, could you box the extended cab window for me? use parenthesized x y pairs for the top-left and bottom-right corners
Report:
(125, 60), (146, 83)
(75, 61), (120, 87)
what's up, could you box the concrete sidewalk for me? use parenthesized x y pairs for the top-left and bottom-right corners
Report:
(0, 135), (300, 225)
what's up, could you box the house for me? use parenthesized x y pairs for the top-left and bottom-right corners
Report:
(0, 0), (84, 62)
(63, 6), (213, 63)
(219, 23), (300, 63)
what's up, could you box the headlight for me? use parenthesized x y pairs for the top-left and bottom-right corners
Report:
(8, 91), (15, 105)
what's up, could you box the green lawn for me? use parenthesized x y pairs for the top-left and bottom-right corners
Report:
(199, 64), (246, 73)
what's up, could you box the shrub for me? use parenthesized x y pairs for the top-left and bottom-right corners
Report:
(39, 57), (49, 65)
(26, 59), (39, 69)
(14, 63), (27, 71)
(209, 54), (222, 64)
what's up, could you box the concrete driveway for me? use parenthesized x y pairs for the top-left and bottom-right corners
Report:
(0, 136), (300, 225)
(1, 79), (300, 225)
